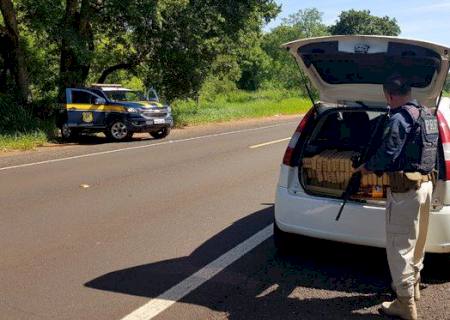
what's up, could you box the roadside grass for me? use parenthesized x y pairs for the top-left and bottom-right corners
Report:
(0, 131), (48, 152)
(0, 94), (58, 152)
(172, 89), (310, 127)
(443, 91), (449, 97)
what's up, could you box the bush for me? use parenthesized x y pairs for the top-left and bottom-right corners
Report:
(0, 95), (41, 134)
(199, 76), (238, 102)
(0, 94), (58, 151)
(171, 98), (199, 127)
(171, 89), (310, 127)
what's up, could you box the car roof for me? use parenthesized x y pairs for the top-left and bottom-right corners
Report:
(90, 84), (133, 91)
(97, 88), (133, 92)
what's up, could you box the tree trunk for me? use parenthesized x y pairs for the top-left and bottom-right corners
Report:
(0, 26), (9, 92)
(0, 0), (31, 104)
(58, 0), (94, 100)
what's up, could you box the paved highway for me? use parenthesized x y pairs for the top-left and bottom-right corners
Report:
(0, 117), (448, 320)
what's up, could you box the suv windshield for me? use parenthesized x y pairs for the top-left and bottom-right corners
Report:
(105, 90), (146, 102)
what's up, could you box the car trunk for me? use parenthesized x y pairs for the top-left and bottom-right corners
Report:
(298, 104), (389, 201)
(282, 36), (449, 204)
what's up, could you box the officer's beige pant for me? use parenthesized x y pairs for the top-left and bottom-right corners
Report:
(385, 181), (433, 298)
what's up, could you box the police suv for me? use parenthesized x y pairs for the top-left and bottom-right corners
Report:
(274, 35), (450, 259)
(58, 84), (173, 141)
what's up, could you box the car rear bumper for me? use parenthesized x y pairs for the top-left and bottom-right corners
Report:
(275, 186), (450, 253)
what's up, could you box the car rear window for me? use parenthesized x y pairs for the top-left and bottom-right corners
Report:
(298, 41), (441, 88)
(310, 110), (383, 148)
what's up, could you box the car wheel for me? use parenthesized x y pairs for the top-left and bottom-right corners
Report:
(426, 253), (450, 275)
(60, 123), (79, 141)
(273, 221), (296, 254)
(150, 127), (170, 139)
(106, 120), (132, 141)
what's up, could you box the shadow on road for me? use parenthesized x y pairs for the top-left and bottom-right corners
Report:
(70, 134), (154, 145)
(85, 206), (448, 319)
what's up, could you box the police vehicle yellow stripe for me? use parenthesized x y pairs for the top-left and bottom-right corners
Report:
(66, 103), (126, 113)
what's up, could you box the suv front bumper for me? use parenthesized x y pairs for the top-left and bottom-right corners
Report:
(126, 116), (173, 132)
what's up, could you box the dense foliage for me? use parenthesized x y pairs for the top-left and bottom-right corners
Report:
(1, 0), (280, 104)
(0, 3), (404, 133)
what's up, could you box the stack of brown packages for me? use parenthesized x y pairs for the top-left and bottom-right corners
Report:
(303, 150), (390, 195)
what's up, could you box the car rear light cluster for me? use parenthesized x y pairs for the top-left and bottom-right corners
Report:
(437, 111), (450, 180)
(282, 108), (315, 166)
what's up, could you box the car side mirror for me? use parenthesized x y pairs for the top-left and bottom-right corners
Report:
(94, 97), (106, 105)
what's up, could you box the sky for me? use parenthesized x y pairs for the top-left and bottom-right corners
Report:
(265, 0), (450, 46)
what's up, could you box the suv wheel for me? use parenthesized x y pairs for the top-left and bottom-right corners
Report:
(60, 123), (79, 141)
(150, 127), (170, 139)
(106, 120), (133, 141)
(273, 221), (296, 254)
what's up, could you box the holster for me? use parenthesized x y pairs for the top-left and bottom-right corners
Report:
(388, 171), (434, 193)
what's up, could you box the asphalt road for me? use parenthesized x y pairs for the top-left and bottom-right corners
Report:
(0, 117), (448, 320)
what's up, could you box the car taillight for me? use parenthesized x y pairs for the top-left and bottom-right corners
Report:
(282, 107), (315, 166)
(437, 111), (450, 180)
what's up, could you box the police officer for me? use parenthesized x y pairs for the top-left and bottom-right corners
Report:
(355, 74), (437, 320)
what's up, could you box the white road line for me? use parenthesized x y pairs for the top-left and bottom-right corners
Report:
(249, 137), (291, 149)
(120, 224), (274, 320)
(0, 123), (295, 172)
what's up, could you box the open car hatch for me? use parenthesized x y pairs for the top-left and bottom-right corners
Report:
(283, 35), (449, 108)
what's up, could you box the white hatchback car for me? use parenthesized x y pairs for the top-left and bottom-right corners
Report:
(274, 35), (450, 258)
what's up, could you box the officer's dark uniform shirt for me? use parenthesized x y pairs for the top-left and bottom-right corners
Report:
(364, 100), (418, 172)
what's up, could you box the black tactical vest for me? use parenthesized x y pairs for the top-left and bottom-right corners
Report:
(398, 102), (439, 174)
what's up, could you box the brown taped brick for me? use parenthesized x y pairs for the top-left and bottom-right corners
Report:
(377, 175), (383, 186)
(362, 174), (368, 187)
(384, 174), (390, 186)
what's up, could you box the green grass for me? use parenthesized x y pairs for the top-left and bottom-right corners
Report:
(0, 131), (48, 152)
(443, 91), (450, 97)
(172, 89), (311, 127)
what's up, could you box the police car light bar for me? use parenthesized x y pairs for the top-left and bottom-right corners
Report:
(91, 84), (123, 88)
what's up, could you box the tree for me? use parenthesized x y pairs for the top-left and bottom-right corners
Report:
(137, 0), (279, 99)
(282, 8), (328, 38)
(16, 0), (279, 101)
(329, 10), (400, 36)
(59, 0), (94, 96)
(0, 0), (31, 104)
(256, 8), (329, 90)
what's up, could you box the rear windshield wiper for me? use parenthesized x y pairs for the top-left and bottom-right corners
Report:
(355, 101), (368, 108)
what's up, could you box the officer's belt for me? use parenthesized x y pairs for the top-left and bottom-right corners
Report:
(388, 172), (433, 193)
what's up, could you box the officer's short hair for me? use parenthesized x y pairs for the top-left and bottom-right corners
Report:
(383, 74), (411, 96)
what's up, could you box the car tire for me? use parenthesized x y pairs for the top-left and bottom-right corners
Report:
(273, 221), (296, 254)
(425, 253), (450, 275)
(106, 120), (133, 141)
(150, 127), (170, 139)
(60, 123), (79, 141)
